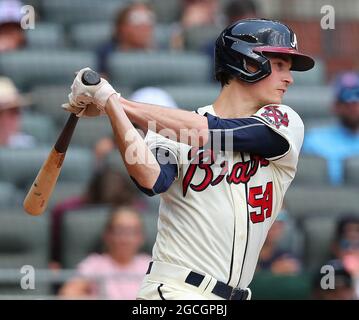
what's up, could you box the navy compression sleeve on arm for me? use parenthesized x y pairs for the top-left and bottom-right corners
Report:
(131, 147), (178, 196)
(205, 113), (289, 158)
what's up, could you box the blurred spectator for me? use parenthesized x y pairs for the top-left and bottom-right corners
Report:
(257, 209), (302, 275)
(51, 166), (142, 265)
(330, 214), (359, 298)
(94, 87), (178, 166)
(171, 0), (223, 50)
(224, 0), (258, 25)
(97, 2), (156, 76)
(0, 76), (35, 147)
(0, 0), (26, 52)
(303, 71), (359, 185)
(312, 259), (356, 300)
(59, 206), (151, 299)
(181, 0), (221, 28)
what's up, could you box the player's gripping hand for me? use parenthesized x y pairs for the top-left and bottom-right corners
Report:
(62, 67), (119, 117)
(61, 101), (103, 117)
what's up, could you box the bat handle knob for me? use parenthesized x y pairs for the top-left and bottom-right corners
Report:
(82, 70), (101, 86)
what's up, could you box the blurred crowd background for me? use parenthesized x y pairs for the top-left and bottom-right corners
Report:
(0, 0), (359, 300)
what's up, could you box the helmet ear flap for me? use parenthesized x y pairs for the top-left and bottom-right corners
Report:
(235, 56), (272, 83)
(224, 41), (272, 83)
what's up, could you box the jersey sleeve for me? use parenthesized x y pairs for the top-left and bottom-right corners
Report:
(131, 147), (178, 196)
(205, 114), (289, 158)
(250, 104), (304, 171)
(144, 130), (181, 178)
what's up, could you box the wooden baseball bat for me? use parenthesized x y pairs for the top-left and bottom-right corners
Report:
(23, 70), (101, 216)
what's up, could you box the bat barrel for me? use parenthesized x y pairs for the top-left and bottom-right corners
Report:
(23, 147), (65, 215)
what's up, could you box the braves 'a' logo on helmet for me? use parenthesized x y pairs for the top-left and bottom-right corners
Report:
(291, 33), (298, 49)
(261, 105), (289, 129)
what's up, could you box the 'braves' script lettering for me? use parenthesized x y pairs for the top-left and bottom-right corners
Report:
(183, 149), (269, 196)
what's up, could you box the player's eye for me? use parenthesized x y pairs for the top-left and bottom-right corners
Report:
(273, 60), (290, 71)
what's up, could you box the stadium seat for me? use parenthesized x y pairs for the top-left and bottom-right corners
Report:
(51, 147), (94, 184)
(70, 22), (112, 50)
(0, 50), (96, 90)
(70, 22), (173, 50)
(285, 186), (359, 219)
(0, 147), (94, 189)
(26, 23), (65, 49)
(41, 0), (126, 25)
(294, 155), (329, 185)
(151, 0), (181, 23)
(0, 182), (21, 208)
(30, 85), (70, 127)
(162, 84), (220, 110)
(108, 52), (211, 89)
(184, 25), (222, 51)
(301, 215), (338, 270)
(21, 113), (56, 145)
(155, 24), (174, 49)
(251, 271), (312, 300)
(344, 156), (359, 186)
(71, 117), (113, 148)
(282, 85), (333, 119)
(0, 212), (50, 296)
(0, 212), (49, 268)
(292, 59), (325, 86)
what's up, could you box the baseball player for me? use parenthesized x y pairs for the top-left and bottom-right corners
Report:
(63, 19), (315, 300)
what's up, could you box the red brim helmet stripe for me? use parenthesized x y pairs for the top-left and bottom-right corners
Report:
(254, 46), (315, 72)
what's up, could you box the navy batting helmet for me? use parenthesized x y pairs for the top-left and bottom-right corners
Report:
(214, 18), (315, 83)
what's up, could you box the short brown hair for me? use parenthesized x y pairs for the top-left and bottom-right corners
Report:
(215, 71), (235, 87)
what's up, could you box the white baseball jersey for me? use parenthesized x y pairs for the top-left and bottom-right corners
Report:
(144, 103), (304, 289)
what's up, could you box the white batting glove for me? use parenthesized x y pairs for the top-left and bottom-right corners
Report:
(68, 67), (119, 112)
